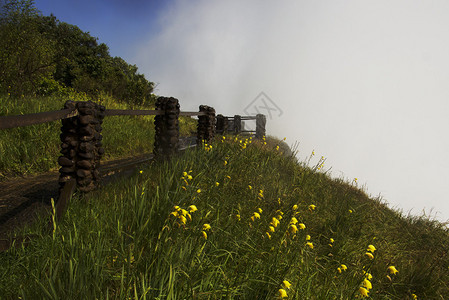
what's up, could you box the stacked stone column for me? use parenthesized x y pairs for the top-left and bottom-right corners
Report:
(197, 105), (215, 144)
(154, 97), (180, 160)
(58, 100), (105, 194)
(255, 114), (266, 139)
(215, 114), (228, 135)
(233, 115), (242, 135)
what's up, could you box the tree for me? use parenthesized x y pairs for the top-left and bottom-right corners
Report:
(0, 0), (55, 96)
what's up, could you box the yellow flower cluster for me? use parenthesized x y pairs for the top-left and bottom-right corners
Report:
(364, 244), (376, 260)
(170, 205), (198, 225)
(202, 223), (211, 239)
(337, 264), (347, 273)
(358, 273), (373, 298)
(250, 211), (261, 222)
(278, 280), (292, 298)
(203, 141), (213, 152)
(239, 137), (252, 149)
(181, 170), (193, 186)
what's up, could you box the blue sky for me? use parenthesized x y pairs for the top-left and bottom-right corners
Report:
(34, 0), (169, 62)
(32, 0), (449, 222)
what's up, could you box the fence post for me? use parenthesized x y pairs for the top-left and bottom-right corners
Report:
(223, 117), (229, 134)
(197, 105), (216, 144)
(255, 114), (266, 139)
(216, 114), (225, 135)
(234, 115), (241, 135)
(58, 101), (78, 195)
(154, 96), (180, 160)
(58, 100), (105, 194)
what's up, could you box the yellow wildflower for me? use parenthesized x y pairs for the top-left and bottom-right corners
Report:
(330, 238), (335, 243)
(362, 278), (372, 290)
(236, 214), (241, 221)
(276, 146), (279, 151)
(248, 185), (252, 190)
(282, 280), (291, 289)
(289, 224), (298, 234)
(266, 232), (271, 239)
(365, 252), (374, 260)
(349, 209), (353, 213)
(367, 244), (376, 253)
(187, 175), (193, 180)
(337, 267), (342, 274)
(170, 211), (179, 217)
(202, 231), (207, 239)
(139, 170), (143, 174)
(290, 217), (298, 224)
(359, 287), (369, 298)
(305, 235), (311, 241)
(197, 189), (201, 193)
(298, 223), (306, 230)
(269, 226), (275, 232)
(271, 217), (280, 228)
(253, 212), (261, 219)
(181, 209), (188, 216)
(181, 186), (187, 191)
(306, 242), (314, 249)
(278, 289), (288, 298)
(412, 293), (417, 299)
(292, 204), (298, 210)
(174, 206), (181, 211)
(188, 205), (198, 213)
(388, 266), (399, 275)
(179, 215), (187, 224)
(341, 264), (347, 271)
(364, 272), (373, 280)
(224, 160), (228, 166)
(182, 171), (188, 177)
(203, 224), (211, 231)
(258, 208), (263, 214)
(308, 204), (316, 211)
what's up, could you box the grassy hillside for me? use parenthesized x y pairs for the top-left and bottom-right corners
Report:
(0, 94), (196, 180)
(1, 135), (448, 299)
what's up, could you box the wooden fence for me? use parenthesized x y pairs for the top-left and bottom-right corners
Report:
(1, 97), (266, 197)
(0, 96), (266, 251)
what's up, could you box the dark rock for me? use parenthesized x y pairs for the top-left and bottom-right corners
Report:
(58, 156), (73, 167)
(76, 160), (92, 169)
(76, 169), (92, 178)
(78, 152), (94, 159)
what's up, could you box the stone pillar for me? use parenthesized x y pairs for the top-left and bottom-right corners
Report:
(255, 114), (266, 139)
(76, 101), (105, 192)
(216, 114), (225, 135)
(154, 97), (180, 160)
(234, 115), (241, 135)
(58, 101), (78, 195)
(223, 117), (229, 134)
(58, 100), (105, 194)
(197, 105), (216, 144)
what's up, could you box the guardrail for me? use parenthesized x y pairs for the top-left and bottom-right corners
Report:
(0, 96), (266, 251)
(0, 95), (266, 192)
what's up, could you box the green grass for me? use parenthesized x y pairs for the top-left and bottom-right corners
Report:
(1, 135), (448, 299)
(0, 94), (197, 180)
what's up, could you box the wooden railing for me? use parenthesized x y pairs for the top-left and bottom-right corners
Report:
(0, 96), (267, 251)
(0, 96), (266, 192)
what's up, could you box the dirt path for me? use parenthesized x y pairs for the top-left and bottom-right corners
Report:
(0, 153), (153, 242)
(0, 137), (197, 243)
